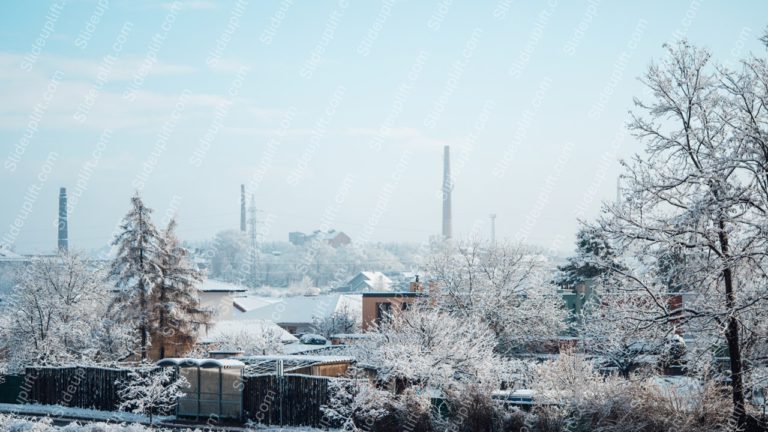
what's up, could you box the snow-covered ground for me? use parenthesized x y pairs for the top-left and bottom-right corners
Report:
(0, 404), (333, 431)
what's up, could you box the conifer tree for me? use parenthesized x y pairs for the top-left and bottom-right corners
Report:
(109, 193), (162, 361)
(151, 218), (212, 358)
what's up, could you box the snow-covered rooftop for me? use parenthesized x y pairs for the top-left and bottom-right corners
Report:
(198, 279), (248, 292)
(156, 358), (245, 368)
(200, 319), (298, 343)
(0, 248), (25, 261)
(233, 296), (280, 312)
(235, 293), (361, 324)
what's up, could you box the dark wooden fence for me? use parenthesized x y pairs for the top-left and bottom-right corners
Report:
(4, 367), (336, 428)
(0, 375), (23, 404)
(24, 366), (131, 412)
(243, 374), (331, 427)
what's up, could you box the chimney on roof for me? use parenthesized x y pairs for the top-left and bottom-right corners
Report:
(58, 187), (68, 253)
(240, 184), (246, 232)
(442, 145), (452, 239)
(410, 275), (424, 293)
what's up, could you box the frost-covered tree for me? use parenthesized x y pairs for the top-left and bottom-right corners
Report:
(209, 230), (249, 283)
(555, 226), (624, 290)
(426, 240), (566, 354)
(109, 193), (162, 361)
(313, 304), (358, 338)
(117, 367), (188, 424)
(354, 306), (519, 395)
(1, 253), (129, 371)
(351, 306), (524, 431)
(578, 289), (668, 378)
(322, 378), (432, 432)
(597, 40), (768, 427)
(150, 218), (212, 359)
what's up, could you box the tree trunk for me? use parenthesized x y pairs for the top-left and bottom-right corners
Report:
(140, 282), (147, 361)
(159, 283), (167, 359)
(718, 224), (747, 428)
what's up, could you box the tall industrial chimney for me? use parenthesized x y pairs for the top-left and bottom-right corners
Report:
(58, 187), (68, 253)
(240, 184), (246, 232)
(442, 146), (452, 240)
(489, 213), (497, 245)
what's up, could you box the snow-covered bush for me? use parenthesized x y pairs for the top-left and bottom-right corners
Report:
(116, 367), (189, 424)
(518, 351), (733, 432)
(659, 333), (687, 369)
(322, 378), (433, 432)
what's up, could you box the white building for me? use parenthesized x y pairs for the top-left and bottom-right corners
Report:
(198, 279), (248, 320)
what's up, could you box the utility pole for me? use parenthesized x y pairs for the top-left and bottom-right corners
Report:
(489, 213), (497, 245)
(240, 184), (246, 232)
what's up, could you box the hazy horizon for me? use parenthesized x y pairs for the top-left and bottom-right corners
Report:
(2, 0), (766, 255)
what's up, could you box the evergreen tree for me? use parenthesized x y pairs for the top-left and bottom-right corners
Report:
(151, 218), (212, 358)
(109, 193), (162, 361)
(555, 226), (623, 290)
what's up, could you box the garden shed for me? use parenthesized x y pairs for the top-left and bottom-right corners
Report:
(156, 358), (245, 420)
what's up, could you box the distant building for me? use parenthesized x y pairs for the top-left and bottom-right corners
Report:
(361, 277), (426, 331)
(198, 279), (248, 320)
(342, 271), (392, 292)
(233, 296), (280, 314)
(288, 229), (351, 248)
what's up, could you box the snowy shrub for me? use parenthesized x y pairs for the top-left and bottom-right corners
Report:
(321, 379), (433, 432)
(436, 383), (498, 432)
(116, 367), (189, 424)
(659, 333), (687, 369)
(520, 351), (734, 432)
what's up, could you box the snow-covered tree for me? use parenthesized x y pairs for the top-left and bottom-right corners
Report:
(354, 306), (519, 396)
(1, 253), (129, 371)
(555, 226), (624, 290)
(322, 378), (432, 432)
(116, 367), (189, 424)
(578, 289), (668, 378)
(596, 40), (768, 427)
(109, 193), (163, 361)
(426, 240), (566, 354)
(209, 230), (249, 283)
(150, 218), (212, 359)
(313, 304), (358, 338)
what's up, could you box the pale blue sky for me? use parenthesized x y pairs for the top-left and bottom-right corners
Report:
(1, 0), (766, 254)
